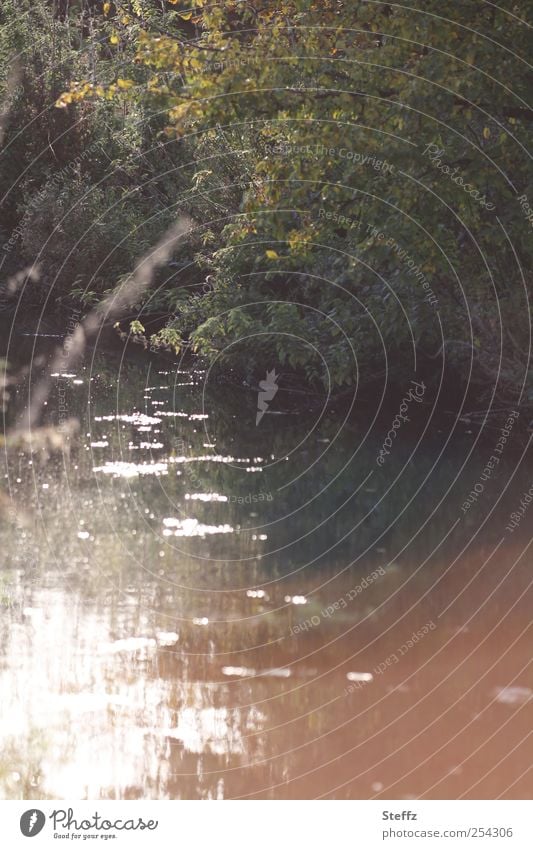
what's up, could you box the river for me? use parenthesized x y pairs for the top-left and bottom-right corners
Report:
(0, 341), (531, 799)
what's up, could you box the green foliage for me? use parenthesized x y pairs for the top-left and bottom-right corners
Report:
(73, 0), (529, 396)
(152, 326), (182, 354)
(129, 320), (145, 335)
(0, 0), (196, 311)
(1, 0), (530, 401)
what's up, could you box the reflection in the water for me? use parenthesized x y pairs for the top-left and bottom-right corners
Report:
(0, 354), (531, 800)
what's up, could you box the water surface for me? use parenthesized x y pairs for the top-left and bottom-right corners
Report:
(0, 348), (531, 799)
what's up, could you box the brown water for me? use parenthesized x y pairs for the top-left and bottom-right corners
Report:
(0, 352), (531, 799)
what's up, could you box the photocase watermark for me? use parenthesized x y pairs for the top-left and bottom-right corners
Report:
(376, 380), (426, 466)
(516, 193), (533, 230)
(56, 309), (82, 431)
(318, 206), (362, 231)
(24, 807), (160, 838)
(20, 809), (46, 837)
(506, 482), (533, 533)
(228, 491), (273, 504)
(176, 436), (203, 492)
(422, 142), (496, 212)
(289, 566), (386, 636)
(264, 141), (395, 174)
(344, 620), (437, 696)
(461, 410), (519, 513)
(2, 139), (108, 254)
(366, 224), (439, 308)
(256, 368), (279, 425)
(207, 55), (257, 73)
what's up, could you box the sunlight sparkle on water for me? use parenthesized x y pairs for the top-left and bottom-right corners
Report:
(184, 493), (228, 502)
(93, 461), (168, 477)
(94, 414), (161, 426)
(346, 672), (374, 683)
(162, 518), (234, 537)
(169, 455), (250, 465)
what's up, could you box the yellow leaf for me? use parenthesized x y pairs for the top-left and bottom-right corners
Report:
(103, 2), (111, 15)
(117, 78), (134, 89)
(178, 10), (193, 19)
(265, 250), (279, 259)
(169, 102), (190, 121)
(55, 92), (73, 108)
(110, 33), (119, 44)
(483, 127), (490, 139)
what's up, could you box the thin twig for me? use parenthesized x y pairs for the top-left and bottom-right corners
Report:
(17, 215), (194, 431)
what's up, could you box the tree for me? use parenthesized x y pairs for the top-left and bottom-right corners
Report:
(48, 1), (533, 402)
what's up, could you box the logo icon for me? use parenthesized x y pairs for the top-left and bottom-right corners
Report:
(256, 369), (279, 425)
(20, 810), (46, 837)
